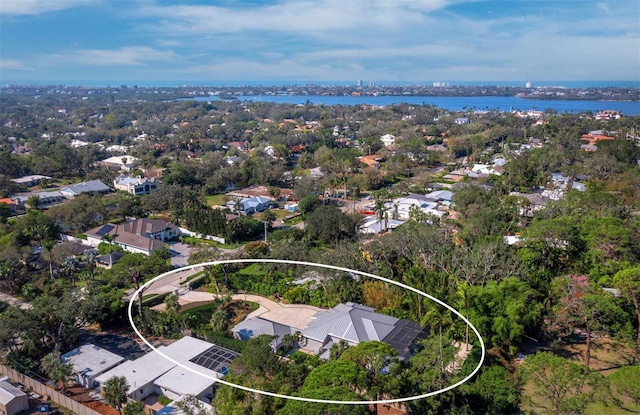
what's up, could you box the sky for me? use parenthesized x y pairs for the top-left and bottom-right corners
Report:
(0, 0), (639, 86)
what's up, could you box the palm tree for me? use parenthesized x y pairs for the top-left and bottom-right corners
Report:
(41, 352), (73, 394)
(102, 376), (130, 415)
(0, 260), (20, 293)
(42, 239), (55, 279)
(421, 307), (455, 372)
(130, 269), (145, 319)
(101, 233), (119, 267)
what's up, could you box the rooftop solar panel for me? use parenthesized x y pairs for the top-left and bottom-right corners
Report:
(382, 320), (429, 357)
(190, 345), (240, 373)
(95, 224), (115, 236)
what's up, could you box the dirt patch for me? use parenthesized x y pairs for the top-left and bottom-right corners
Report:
(225, 300), (259, 326)
(66, 386), (118, 415)
(562, 337), (640, 372)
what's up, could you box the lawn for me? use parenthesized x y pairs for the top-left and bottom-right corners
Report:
(206, 194), (229, 206)
(253, 209), (291, 220)
(283, 215), (304, 225)
(238, 263), (267, 276)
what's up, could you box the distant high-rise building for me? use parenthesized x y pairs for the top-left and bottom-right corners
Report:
(525, 81), (533, 88)
(357, 79), (363, 87)
(369, 81), (375, 87)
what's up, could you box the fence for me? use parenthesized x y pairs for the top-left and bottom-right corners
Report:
(179, 227), (226, 244)
(0, 364), (102, 415)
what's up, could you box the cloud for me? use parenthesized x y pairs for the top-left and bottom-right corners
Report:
(0, 0), (95, 16)
(596, 2), (614, 16)
(52, 46), (176, 66)
(0, 59), (29, 70)
(136, 0), (448, 36)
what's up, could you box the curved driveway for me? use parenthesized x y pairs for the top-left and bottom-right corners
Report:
(165, 291), (323, 330)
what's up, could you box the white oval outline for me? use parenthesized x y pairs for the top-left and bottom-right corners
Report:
(128, 259), (486, 405)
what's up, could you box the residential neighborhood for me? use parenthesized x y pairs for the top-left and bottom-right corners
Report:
(0, 85), (639, 415)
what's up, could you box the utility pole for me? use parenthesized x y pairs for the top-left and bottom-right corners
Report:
(263, 221), (268, 243)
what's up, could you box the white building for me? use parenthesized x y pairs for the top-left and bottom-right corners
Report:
(100, 155), (139, 171)
(61, 343), (125, 388)
(95, 337), (238, 403)
(113, 176), (157, 196)
(380, 134), (396, 147)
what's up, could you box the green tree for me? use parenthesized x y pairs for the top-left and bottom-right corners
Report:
(609, 365), (640, 406)
(465, 365), (520, 415)
(102, 376), (130, 415)
(123, 400), (145, 415)
(613, 266), (640, 342)
(339, 341), (397, 404)
(298, 194), (319, 217)
(40, 352), (73, 394)
(518, 352), (609, 415)
(305, 206), (359, 245)
(280, 360), (370, 415)
(551, 275), (624, 367)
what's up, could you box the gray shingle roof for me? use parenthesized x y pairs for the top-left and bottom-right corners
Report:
(61, 180), (110, 196)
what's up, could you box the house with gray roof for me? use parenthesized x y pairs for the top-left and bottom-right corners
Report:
(14, 190), (64, 209)
(232, 317), (299, 352)
(301, 302), (428, 360)
(60, 180), (111, 199)
(85, 218), (180, 255)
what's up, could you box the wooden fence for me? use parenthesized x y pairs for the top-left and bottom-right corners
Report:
(0, 364), (102, 415)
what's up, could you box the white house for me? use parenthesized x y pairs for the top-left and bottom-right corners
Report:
(61, 343), (125, 388)
(226, 196), (271, 214)
(10, 175), (51, 187)
(95, 337), (238, 403)
(100, 155), (139, 171)
(284, 202), (299, 213)
(113, 176), (157, 196)
(360, 217), (405, 234)
(455, 118), (470, 124)
(393, 196), (438, 220)
(380, 134), (396, 147)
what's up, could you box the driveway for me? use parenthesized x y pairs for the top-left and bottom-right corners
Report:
(155, 291), (323, 330)
(169, 241), (192, 267)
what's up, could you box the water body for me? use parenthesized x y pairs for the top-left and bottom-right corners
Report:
(193, 95), (640, 115)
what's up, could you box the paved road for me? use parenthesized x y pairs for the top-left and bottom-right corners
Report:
(0, 292), (32, 310)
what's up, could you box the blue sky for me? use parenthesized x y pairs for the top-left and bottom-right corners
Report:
(1, 0), (639, 85)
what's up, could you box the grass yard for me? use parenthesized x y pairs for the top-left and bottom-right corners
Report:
(253, 209), (290, 220)
(206, 194), (229, 206)
(283, 215), (304, 225)
(238, 263), (267, 276)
